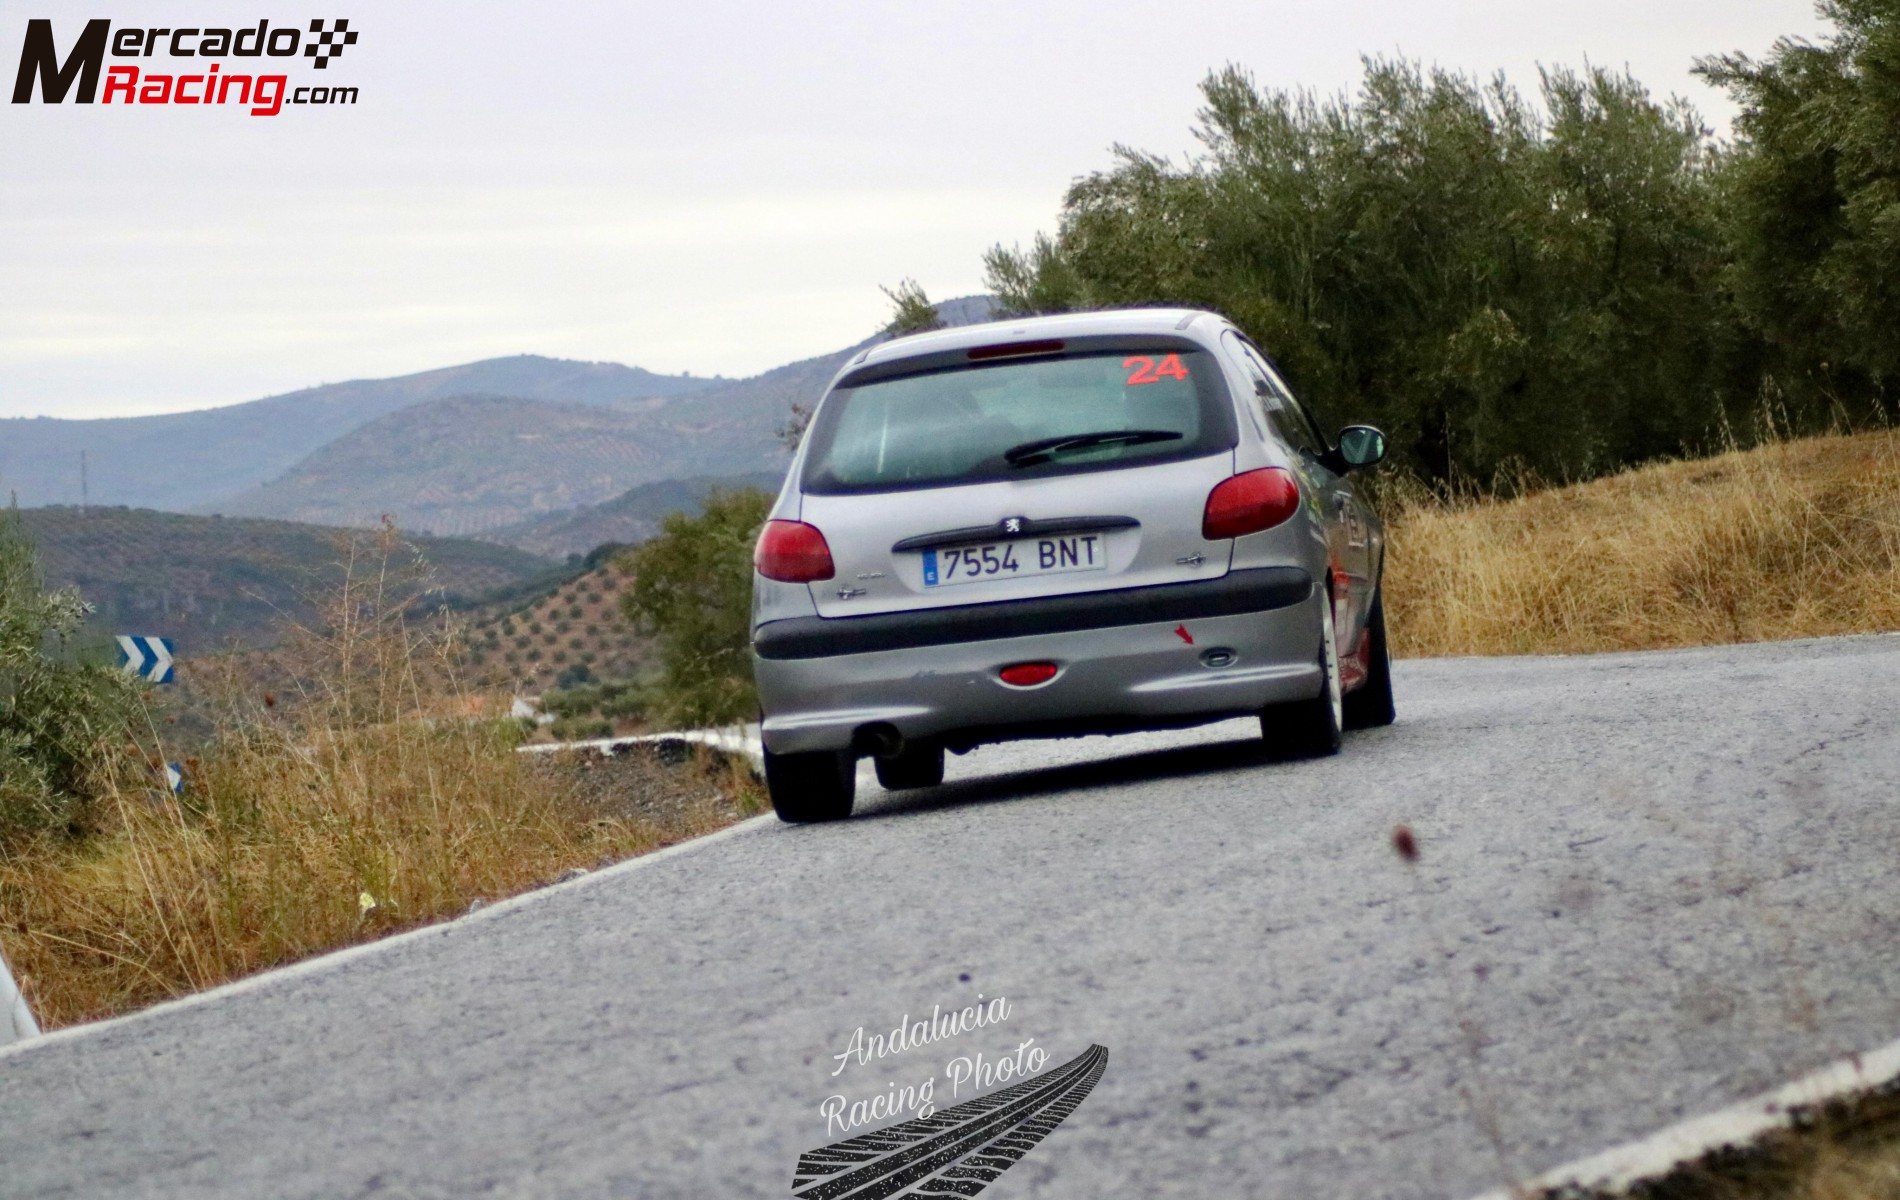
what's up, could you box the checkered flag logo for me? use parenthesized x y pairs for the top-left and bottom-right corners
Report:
(304, 19), (357, 69)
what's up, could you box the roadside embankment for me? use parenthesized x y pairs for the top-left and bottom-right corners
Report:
(1386, 431), (1900, 658)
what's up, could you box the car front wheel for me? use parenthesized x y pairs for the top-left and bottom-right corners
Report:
(764, 747), (856, 823)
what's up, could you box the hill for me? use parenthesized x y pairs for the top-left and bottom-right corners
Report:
(211, 396), (786, 536)
(206, 295), (999, 536)
(0, 356), (717, 513)
(4, 296), (1000, 536)
(464, 557), (650, 696)
(16, 506), (556, 654)
(479, 472), (785, 559)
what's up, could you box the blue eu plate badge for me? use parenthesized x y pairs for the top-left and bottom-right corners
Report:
(922, 550), (940, 587)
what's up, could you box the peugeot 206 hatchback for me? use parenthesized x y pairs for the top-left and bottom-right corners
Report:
(750, 308), (1394, 822)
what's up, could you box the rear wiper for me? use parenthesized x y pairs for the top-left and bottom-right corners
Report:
(1003, 429), (1183, 467)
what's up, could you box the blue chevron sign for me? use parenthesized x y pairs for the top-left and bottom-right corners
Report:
(115, 635), (175, 684)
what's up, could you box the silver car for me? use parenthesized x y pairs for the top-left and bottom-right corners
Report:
(750, 307), (1393, 822)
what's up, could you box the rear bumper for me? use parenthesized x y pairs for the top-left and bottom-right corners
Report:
(753, 567), (1319, 754)
(754, 566), (1312, 659)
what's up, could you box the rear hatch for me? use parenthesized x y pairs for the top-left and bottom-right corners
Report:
(794, 341), (1239, 618)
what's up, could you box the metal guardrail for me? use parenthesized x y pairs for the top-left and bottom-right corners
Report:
(515, 723), (764, 769)
(1, 946), (39, 1046)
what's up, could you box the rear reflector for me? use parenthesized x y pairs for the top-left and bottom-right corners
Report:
(998, 662), (1059, 687)
(1202, 467), (1301, 540)
(967, 339), (1065, 361)
(754, 520), (835, 583)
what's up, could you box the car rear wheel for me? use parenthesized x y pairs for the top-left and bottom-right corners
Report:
(764, 747), (856, 823)
(1260, 587), (1343, 759)
(1343, 592), (1396, 730)
(874, 742), (945, 790)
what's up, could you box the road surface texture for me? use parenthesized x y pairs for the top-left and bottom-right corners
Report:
(4, 635), (1899, 1200)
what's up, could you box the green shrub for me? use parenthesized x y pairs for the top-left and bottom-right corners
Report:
(542, 683), (602, 718)
(548, 716), (612, 742)
(620, 489), (771, 727)
(0, 510), (148, 841)
(598, 684), (648, 721)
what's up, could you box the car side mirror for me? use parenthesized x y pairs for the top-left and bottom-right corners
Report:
(1336, 426), (1386, 470)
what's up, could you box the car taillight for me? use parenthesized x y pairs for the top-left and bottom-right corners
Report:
(755, 520), (835, 583)
(998, 662), (1059, 687)
(1202, 467), (1301, 540)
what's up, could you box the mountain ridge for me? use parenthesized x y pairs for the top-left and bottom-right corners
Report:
(211, 393), (761, 535)
(5, 296), (1001, 534)
(0, 355), (719, 512)
(13, 505), (556, 655)
(476, 471), (787, 559)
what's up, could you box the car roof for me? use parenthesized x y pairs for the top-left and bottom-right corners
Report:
(853, 308), (1226, 368)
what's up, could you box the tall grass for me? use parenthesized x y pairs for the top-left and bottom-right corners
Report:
(1383, 431), (1900, 658)
(0, 528), (757, 1029)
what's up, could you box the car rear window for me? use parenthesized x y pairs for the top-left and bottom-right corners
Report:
(800, 347), (1236, 495)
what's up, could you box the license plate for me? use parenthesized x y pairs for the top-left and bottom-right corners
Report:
(921, 535), (1107, 587)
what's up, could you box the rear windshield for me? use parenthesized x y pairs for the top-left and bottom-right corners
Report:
(800, 347), (1236, 495)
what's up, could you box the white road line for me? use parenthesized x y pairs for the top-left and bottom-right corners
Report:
(0, 727), (766, 1054)
(1468, 1035), (1900, 1199)
(0, 812), (775, 1062)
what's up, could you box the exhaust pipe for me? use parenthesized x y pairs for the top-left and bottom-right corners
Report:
(854, 723), (905, 759)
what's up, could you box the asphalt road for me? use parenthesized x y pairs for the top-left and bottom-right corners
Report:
(4, 635), (1899, 1200)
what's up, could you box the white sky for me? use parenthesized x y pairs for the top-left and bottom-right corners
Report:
(1, 0), (1827, 419)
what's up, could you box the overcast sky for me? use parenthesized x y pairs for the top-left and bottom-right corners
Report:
(2, 0), (1827, 420)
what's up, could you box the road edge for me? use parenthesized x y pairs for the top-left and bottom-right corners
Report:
(0, 810), (775, 1063)
(1468, 1033), (1900, 1199)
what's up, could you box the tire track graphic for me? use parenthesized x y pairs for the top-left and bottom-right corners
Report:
(792, 1044), (1107, 1199)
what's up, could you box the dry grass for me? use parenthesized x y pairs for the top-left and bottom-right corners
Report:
(1551, 1084), (1900, 1200)
(1384, 431), (1900, 658)
(0, 530), (761, 1029)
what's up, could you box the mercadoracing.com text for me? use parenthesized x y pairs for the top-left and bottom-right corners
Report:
(11, 18), (359, 117)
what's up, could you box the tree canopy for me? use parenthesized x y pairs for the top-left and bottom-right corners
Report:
(984, 7), (1899, 488)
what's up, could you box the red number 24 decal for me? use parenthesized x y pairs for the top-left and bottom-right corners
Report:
(1124, 354), (1191, 385)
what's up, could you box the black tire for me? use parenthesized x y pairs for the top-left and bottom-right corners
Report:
(1260, 588), (1344, 759)
(1343, 593), (1397, 730)
(764, 747), (856, 823)
(874, 742), (945, 790)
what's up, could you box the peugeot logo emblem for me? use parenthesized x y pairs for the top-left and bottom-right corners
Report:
(1003, 517), (1024, 535)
